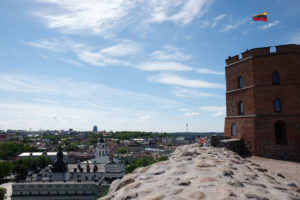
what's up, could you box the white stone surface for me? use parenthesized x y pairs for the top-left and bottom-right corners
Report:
(100, 144), (300, 200)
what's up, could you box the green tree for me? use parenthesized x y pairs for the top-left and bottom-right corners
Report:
(117, 147), (128, 154)
(0, 161), (13, 180)
(35, 156), (52, 168)
(0, 187), (6, 200)
(157, 156), (168, 162)
(13, 164), (28, 180)
(87, 138), (98, 145)
(125, 156), (168, 174)
(65, 144), (77, 151)
(0, 142), (39, 160)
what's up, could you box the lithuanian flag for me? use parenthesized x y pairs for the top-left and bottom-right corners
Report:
(252, 12), (267, 22)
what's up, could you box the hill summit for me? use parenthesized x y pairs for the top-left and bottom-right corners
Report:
(100, 144), (300, 200)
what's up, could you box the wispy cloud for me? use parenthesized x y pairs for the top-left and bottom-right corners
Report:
(138, 45), (223, 73)
(211, 14), (226, 28)
(137, 61), (193, 71)
(195, 68), (224, 75)
(78, 41), (141, 67)
(184, 112), (200, 117)
(221, 17), (248, 32)
(260, 20), (279, 30)
(0, 73), (179, 111)
(171, 87), (215, 98)
(23, 38), (91, 53)
(180, 108), (191, 112)
(148, 0), (212, 24)
(31, 0), (212, 36)
(32, 0), (135, 36)
(199, 20), (210, 28)
(148, 74), (225, 89)
(150, 45), (191, 61)
(199, 106), (226, 117)
(24, 38), (141, 67)
(136, 114), (152, 124)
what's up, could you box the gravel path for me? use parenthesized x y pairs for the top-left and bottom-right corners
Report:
(248, 156), (300, 186)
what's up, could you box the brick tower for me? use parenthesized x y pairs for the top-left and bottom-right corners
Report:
(224, 44), (300, 161)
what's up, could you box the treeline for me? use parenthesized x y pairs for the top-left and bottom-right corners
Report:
(0, 156), (52, 181)
(0, 142), (40, 160)
(111, 131), (171, 140)
(125, 156), (168, 174)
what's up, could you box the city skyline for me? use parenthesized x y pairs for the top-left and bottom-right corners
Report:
(0, 0), (300, 132)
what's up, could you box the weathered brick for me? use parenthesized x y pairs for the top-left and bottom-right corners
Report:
(224, 44), (300, 161)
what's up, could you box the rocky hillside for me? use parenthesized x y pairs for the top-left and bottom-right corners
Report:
(100, 144), (300, 200)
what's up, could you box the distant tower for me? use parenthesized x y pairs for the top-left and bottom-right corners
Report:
(224, 44), (300, 161)
(186, 122), (189, 133)
(94, 134), (109, 157)
(93, 125), (98, 133)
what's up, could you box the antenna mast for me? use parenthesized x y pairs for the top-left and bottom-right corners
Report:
(186, 122), (189, 133)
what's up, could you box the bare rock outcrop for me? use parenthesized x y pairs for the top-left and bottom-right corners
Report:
(100, 144), (300, 200)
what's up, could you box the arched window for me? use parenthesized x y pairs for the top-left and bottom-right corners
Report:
(272, 71), (279, 85)
(274, 99), (281, 112)
(238, 76), (243, 88)
(231, 123), (236, 136)
(275, 121), (287, 145)
(238, 102), (244, 115)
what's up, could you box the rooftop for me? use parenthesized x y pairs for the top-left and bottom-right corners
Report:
(226, 44), (300, 66)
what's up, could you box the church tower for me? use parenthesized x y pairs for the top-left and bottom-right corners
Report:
(95, 134), (109, 157)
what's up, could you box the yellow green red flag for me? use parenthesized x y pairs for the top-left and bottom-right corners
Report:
(252, 12), (267, 22)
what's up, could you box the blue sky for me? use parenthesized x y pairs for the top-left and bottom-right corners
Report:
(0, 0), (299, 132)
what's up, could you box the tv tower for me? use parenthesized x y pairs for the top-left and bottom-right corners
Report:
(186, 122), (189, 133)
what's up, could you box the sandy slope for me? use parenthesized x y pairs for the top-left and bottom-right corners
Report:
(100, 144), (300, 200)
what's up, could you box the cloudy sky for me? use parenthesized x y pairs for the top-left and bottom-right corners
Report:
(0, 0), (299, 132)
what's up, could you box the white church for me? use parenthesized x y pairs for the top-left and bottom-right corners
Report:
(11, 135), (125, 200)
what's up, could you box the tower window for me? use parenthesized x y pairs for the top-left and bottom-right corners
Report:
(231, 123), (236, 136)
(238, 76), (243, 88)
(272, 71), (279, 85)
(274, 99), (281, 112)
(238, 102), (244, 115)
(275, 121), (287, 145)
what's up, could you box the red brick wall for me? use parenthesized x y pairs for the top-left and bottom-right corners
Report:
(224, 44), (300, 160)
(226, 89), (255, 116)
(254, 117), (300, 160)
(224, 117), (255, 154)
(254, 85), (300, 115)
(253, 54), (300, 86)
(225, 59), (254, 92)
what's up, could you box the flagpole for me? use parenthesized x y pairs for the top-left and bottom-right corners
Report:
(266, 10), (270, 47)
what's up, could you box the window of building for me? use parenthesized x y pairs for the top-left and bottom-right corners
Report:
(272, 71), (279, 85)
(231, 123), (236, 136)
(275, 121), (287, 145)
(274, 99), (281, 112)
(238, 102), (244, 114)
(238, 76), (243, 88)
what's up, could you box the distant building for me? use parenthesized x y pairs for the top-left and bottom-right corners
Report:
(224, 44), (300, 161)
(173, 136), (196, 145)
(67, 152), (94, 164)
(12, 136), (125, 200)
(0, 133), (9, 142)
(93, 125), (98, 133)
(18, 151), (68, 163)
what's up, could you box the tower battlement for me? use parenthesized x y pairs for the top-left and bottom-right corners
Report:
(226, 44), (300, 65)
